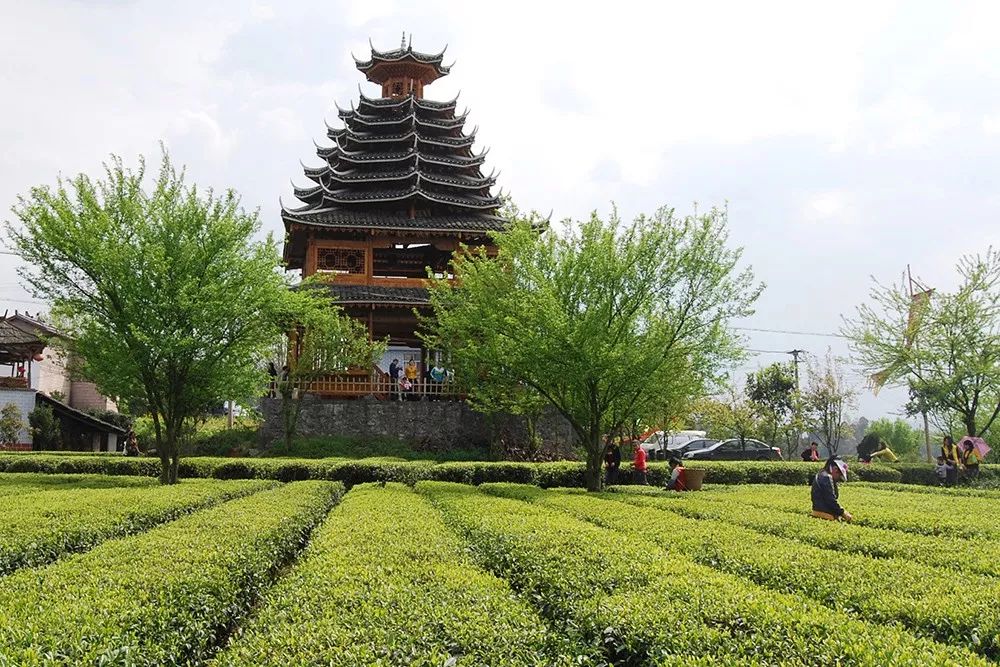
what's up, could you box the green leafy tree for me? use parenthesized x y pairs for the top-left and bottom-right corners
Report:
(710, 385), (765, 446)
(844, 251), (1000, 440)
(270, 286), (385, 453)
(865, 417), (922, 461)
(422, 205), (762, 491)
(28, 404), (62, 450)
(0, 404), (23, 447)
(6, 151), (300, 483)
(803, 352), (856, 456)
(745, 362), (796, 447)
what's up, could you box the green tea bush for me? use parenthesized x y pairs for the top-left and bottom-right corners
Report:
(610, 488), (1000, 577)
(214, 483), (589, 666)
(499, 484), (1000, 657)
(704, 483), (1000, 539)
(0, 481), (342, 665)
(420, 482), (982, 665)
(0, 472), (156, 495)
(0, 479), (271, 575)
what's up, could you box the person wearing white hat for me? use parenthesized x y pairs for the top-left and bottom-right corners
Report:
(811, 457), (852, 522)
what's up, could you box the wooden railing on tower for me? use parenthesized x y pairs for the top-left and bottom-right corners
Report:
(306, 367), (464, 400)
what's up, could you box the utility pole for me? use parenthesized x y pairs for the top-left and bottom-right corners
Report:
(787, 349), (806, 392)
(785, 349), (806, 461)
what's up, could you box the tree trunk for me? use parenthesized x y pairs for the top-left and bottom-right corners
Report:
(159, 420), (180, 485)
(584, 437), (604, 492)
(964, 413), (976, 437)
(922, 411), (932, 462)
(525, 413), (540, 460)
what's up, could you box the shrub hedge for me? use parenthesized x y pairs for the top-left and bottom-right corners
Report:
(419, 482), (983, 665)
(0, 481), (342, 665)
(214, 483), (591, 665)
(0, 479), (272, 576)
(0, 452), (993, 488)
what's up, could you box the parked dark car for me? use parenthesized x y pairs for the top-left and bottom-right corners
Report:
(666, 438), (717, 458)
(682, 438), (782, 461)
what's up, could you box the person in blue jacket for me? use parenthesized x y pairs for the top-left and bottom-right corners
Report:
(811, 457), (852, 522)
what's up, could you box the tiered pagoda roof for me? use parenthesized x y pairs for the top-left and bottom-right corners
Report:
(282, 39), (505, 268)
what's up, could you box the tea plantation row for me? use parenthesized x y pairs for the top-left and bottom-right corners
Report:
(1, 474), (996, 664)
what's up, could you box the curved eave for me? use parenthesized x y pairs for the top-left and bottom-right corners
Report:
(419, 173), (496, 190)
(418, 189), (499, 210)
(334, 129), (473, 150)
(340, 111), (468, 131)
(281, 208), (508, 235)
(417, 152), (486, 168)
(336, 149), (416, 165)
(316, 186), (500, 210)
(327, 167), (417, 184)
(322, 167), (492, 189)
(326, 186), (419, 204)
(315, 143), (338, 159)
(413, 95), (459, 112)
(417, 133), (475, 149)
(280, 198), (322, 218)
(357, 91), (459, 112)
(302, 163), (331, 182)
(416, 113), (468, 129)
(340, 112), (415, 128)
(356, 91), (413, 110)
(340, 130), (417, 145)
(293, 184), (324, 200)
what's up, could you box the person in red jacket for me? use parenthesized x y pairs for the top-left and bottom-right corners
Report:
(666, 457), (687, 491)
(632, 441), (648, 485)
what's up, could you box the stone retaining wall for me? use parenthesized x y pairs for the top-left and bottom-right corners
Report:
(260, 396), (575, 457)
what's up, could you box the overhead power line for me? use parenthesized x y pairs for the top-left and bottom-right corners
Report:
(0, 297), (46, 305)
(734, 326), (847, 339)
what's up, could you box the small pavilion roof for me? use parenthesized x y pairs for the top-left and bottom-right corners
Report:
(325, 284), (430, 306)
(282, 207), (507, 234)
(353, 37), (452, 85)
(0, 320), (45, 364)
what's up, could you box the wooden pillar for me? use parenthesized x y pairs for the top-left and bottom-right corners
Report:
(365, 237), (374, 283)
(304, 232), (317, 277)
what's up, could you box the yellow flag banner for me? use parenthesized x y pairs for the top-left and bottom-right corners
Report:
(869, 368), (893, 396)
(904, 289), (933, 349)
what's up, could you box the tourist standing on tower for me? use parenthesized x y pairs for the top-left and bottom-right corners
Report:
(404, 358), (419, 397)
(388, 359), (401, 401)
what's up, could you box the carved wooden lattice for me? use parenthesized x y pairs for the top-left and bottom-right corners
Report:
(317, 248), (365, 274)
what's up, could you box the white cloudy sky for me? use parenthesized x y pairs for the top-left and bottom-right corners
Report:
(2, 0), (999, 420)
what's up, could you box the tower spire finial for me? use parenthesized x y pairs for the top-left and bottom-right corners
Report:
(408, 33), (412, 49)
(401, 31), (406, 49)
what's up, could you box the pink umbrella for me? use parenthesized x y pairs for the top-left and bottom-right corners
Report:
(970, 437), (991, 460)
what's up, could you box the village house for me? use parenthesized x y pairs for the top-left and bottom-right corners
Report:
(0, 311), (121, 451)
